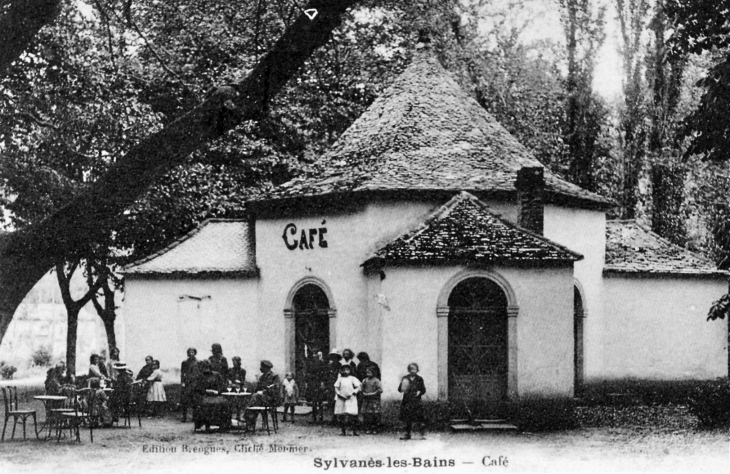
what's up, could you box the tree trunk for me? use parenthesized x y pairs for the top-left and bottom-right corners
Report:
(65, 305), (80, 378)
(0, 0), (63, 76)
(0, 0), (363, 347)
(101, 311), (116, 352)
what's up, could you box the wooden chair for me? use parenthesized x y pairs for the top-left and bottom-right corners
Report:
(1, 386), (38, 441)
(124, 383), (145, 428)
(245, 399), (278, 435)
(57, 387), (88, 443)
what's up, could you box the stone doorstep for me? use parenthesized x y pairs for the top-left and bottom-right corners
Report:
(450, 421), (518, 432)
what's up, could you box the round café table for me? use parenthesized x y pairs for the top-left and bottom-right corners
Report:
(220, 391), (252, 430)
(33, 395), (67, 440)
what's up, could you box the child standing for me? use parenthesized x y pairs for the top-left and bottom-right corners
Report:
(360, 367), (382, 434)
(281, 372), (299, 422)
(334, 365), (361, 436)
(398, 362), (426, 440)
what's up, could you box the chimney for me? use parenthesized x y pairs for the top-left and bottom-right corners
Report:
(416, 29), (432, 50)
(515, 166), (545, 235)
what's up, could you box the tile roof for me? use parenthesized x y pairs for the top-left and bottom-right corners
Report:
(363, 192), (582, 269)
(122, 219), (258, 277)
(264, 49), (613, 210)
(604, 220), (728, 277)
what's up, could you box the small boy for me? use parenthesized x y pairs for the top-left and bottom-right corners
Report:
(281, 372), (299, 422)
(398, 362), (426, 440)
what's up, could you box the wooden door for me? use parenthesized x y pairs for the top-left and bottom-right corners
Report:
(293, 285), (330, 385)
(448, 278), (508, 410)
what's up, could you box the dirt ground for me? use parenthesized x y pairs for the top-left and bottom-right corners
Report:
(1, 402), (728, 474)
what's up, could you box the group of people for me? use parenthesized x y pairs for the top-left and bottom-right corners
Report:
(43, 347), (139, 428)
(178, 343), (283, 432)
(303, 348), (426, 439)
(44, 343), (427, 439)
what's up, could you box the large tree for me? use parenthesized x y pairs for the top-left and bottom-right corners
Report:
(665, 0), (730, 163)
(559, 0), (608, 192)
(0, 0), (365, 348)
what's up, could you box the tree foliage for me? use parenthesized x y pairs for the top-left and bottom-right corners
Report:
(665, 0), (730, 163)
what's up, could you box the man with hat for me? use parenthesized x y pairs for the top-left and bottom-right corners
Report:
(110, 361), (133, 422)
(244, 360), (282, 429)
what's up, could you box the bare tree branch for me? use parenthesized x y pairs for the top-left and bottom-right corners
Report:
(0, 0), (363, 345)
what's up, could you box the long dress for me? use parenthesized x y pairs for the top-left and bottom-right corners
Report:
(193, 372), (231, 430)
(398, 375), (426, 422)
(146, 369), (167, 402)
(93, 389), (113, 426)
(360, 377), (382, 414)
(334, 375), (361, 416)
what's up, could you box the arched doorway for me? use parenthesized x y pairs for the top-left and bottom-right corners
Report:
(448, 277), (508, 410)
(292, 284), (331, 385)
(574, 286), (585, 396)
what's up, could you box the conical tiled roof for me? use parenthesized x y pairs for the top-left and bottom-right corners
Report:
(266, 50), (613, 210)
(363, 192), (583, 269)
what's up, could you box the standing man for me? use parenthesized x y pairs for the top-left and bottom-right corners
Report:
(180, 348), (199, 422)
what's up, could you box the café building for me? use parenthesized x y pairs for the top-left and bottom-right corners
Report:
(121, 48), (728, 406)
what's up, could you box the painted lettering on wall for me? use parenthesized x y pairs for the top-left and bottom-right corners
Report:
(282, 222), (328, 250)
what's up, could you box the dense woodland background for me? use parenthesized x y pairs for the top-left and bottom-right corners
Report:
(1, 0), (730, 373)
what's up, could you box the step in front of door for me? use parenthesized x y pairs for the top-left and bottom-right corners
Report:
(449, 420), (518, 432)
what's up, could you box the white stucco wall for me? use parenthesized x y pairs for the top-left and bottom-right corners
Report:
(122, 278), (258, 381)
(375, 265), (575, 400)
(254, 199), (441, 373)
(543, 205), (605, 380)
(600, 276), (728, 380)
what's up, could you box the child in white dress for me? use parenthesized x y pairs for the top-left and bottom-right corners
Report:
(146, 360), (167, 416)
(281, 372), (299, 422)
(334, 364), (361, 436)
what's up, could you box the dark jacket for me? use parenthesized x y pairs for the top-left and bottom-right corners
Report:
(136, 365), (154, 381)
(255, 370), (282, 406)
(181, 358), (199, 387)
(356, 361), (381, 381)
(208, 355), (229, 377)
(227, 366), (246, 386)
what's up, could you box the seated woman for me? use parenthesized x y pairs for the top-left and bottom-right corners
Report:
(227, 357), (246, 389)
(44, 362), (66, 395)
(193, 361), (232, 432)
(88, 354), (110, 384)
(89, 379), (113, 427)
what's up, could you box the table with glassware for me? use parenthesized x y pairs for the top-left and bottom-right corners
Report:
(220, 387), (252, 430)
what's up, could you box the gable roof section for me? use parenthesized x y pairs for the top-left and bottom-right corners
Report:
(363, 192), (582, 269)
(605, 220), (728, 277)
(123, 219), (258, 277)
(264, 51), (613, 211)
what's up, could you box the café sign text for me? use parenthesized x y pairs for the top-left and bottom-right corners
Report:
(282, 222), (328, 250)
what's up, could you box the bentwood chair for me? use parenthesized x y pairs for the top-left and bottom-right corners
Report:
(245, 399), (278, 435)
(57, 387), (90, 443)
(126, 383), (144, 428)
(1, 386), (38, 441)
